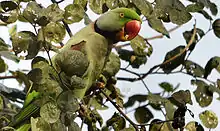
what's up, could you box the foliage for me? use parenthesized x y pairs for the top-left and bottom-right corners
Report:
(0, 0), (220, 131)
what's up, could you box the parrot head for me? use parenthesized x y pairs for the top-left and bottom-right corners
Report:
(95, 8), (142, 42)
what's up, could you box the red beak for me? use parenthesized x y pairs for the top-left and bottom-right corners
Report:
(117, 20), (141, 41)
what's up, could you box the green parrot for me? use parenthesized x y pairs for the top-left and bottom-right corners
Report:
(8, 7), (141, 129)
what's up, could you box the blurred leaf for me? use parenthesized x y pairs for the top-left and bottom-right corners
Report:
(91, 109), (103, 126)
(159, 82), (174, 92)
(24, 90), (40, 107)
(204, 56), (220, 78)
(171, 90), (192, 105)
(64, 4), (84, 24)
(84, 13), (92, 25)
(31, 117), (51, 131)
(124, 94), (147, 108)
(43, 22), (66, 43)
(106, 0), (119, 9)
(134, 106), (153, 124)
(185, 121), (204, 131)
(164, 101), (175, 120)
(199, 110), (218, 129)
(51, 119), (65, 131)
(17, 124), (31, 131)
(102, 52), (120, 78)
(8, 25), (17, 37)
(0, 83), (26, 101)
(73, 0), (88, 8)
(207, 85), (220, 99)
(198, 10), (212, 20)
(44, 3), (64, 22)
(12, 71), (30, 90)
(132, 0), (153, 17)
(212, 19), (220, 38)
(107, 113), (126, 130)
(0, 1), (18, 24)
(68, 121), (81, 131)
(130, 35), (147, 56)
(168, 8), (192, 25)
(186, 3), (204, 12)
(121, 124), (135, 131)
(147, 93), (167, 105)
(208, 2), (218, 16)
(192, 80), (213, 107)
(184, 60), (204, 77)
(0, 38), (9, 51)
(89, 0), (106, 14)
(0, 57), (7, 73)
(40, 101), (61, 123)
(161, 46), (186, 73)
(27, 68), (44, 84)
(117, 48), (147, 68)
(57, 91), (79, 112)
(0, 1), (17, 12)
(11, 31), (39, 59)
(22, 1), (44, 23)
(0, 51), (20, 62)
(90, 96), (108, 110)
(148, 16), (170, 37)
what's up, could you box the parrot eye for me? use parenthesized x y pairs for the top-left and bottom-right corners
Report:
(119, 13), (124, 18)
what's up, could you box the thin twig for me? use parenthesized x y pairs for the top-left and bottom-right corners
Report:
(100, 89), (139, 130)
(0, 75), (17, 80)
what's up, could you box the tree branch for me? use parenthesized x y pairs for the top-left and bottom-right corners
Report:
(117, 21), (197, 82)
(99, 89), (139, 130)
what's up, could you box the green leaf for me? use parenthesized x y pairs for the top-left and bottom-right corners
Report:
(121, 124), (135, 131)
(168, 8), (192, 25)
(43, 22), (66, 43)
(27, 68), (44, 84)
(51, 119), (65, 131)
(102, 52), (120, 78)
(199, 110), (218, 129)
(130, 35), (147, 56)
(185, 121), (204, 131)
(208, 2), (218, 16)
(84, 13), (92, 25)
(184, 60), (204, 77)
(64, 4), (84, 24)
(134, 106), (153, 124)
(186, 3), (204, 12)
(148, 16), (169, 37)
(12, 71), (30, 89)
(132, 0), (153, 17)
(24, 90), (40, 107)
(0, 1), (18, 12)
(192, 80), (213, 107)
(90, 96), (108, 110)
(161, 46), (186, 73)
(117, 49), (147, 68)
(31, 117), (51, 131)
(0, 57), (7, 73)
(73, 0), (88, 8)
(107, 113), (126, 130)
(124, 94), (147, 108)
(147, 93), (167, 105)
(8, 25), (17, 37)
(0, 38), (9, 51)
(164, 101), (175, 120)
(89, 0), (106, 14)
(207, 85), (220, 99)
(204, 56), (220, 78)
(91, 109), (103, 126)
(149, 119), (169, 131)
(171, 90), (192, 105)
(44, 3), (64, 22)
(0, 51), (20, 62)
(198, 10), (212, 20)
(212, 19), (220, 38)
(22, 1), (44, 23)
(106, 0), (119, 9)
(56, 91), (79, 112)
(68, 121), (81, 131)
(17, 124), (31, 131)
(11, 31), (38, 57)
(40, 101), (61, 123)
(159, 82), (174, 92)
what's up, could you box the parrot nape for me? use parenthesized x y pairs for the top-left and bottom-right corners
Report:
(8, 7), (141, 129)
